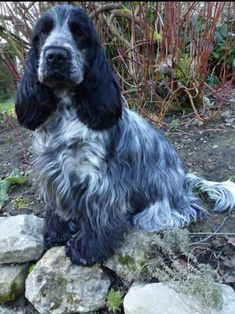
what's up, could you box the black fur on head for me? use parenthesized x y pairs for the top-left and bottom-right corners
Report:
(15, 4), (122, 131)
(15, 41), (56, 131)
(75, 44), (122, 130)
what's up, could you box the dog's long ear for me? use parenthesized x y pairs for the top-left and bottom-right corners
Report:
(15, 45), (56, 130)
(75, 43), (122, 130)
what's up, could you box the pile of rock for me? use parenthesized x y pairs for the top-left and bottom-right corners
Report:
(0, 215), (44, 313)
(0, 214), (112, 313)
(0, 214), (44, 265)
(0, 214), (235, 314)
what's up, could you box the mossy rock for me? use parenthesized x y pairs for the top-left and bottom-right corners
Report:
(0, 282), (22, 304)
(0, 264), (29, 304)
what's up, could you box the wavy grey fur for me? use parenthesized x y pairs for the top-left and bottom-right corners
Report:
(33, 95), (206, 261)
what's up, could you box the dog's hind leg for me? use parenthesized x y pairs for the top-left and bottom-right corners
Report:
(133, 191), (206, 232)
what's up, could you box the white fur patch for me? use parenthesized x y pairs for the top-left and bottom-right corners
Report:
(187, 173), (235, 212)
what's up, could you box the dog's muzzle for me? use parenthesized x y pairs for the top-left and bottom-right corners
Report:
(40, 45), (72, 88)
(45, 46), (69, 66)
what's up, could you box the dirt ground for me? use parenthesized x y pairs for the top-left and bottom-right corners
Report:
(0, 103), (235, 313)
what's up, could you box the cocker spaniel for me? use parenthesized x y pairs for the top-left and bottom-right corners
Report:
(15, 4), (235, 266)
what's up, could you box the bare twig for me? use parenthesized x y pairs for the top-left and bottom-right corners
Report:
(190, 232), (235, 236)
(189, 217), (228, 245)
(4, 115), (28, 164)
(89, 3), (123, 18)
(103, 14), (132, 50)
(0, 25), (29, 48)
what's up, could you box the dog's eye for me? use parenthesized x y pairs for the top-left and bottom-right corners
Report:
(70, 23), (83, 37)
(40, 20), (53, 35)
(41, 25), (52, 35)
(41, 27), (50, 35)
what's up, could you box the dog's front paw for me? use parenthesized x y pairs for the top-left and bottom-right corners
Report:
(44, 236), (61, 249)
(65, 239), (104, 266)
(44, 232), (70, 250)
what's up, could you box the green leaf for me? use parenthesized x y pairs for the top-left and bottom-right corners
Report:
(5, 169), (28, 185)
(219, 24), (228, 38)
(212, 52), (220, 59)
(0, 169), (27, 209)
(169, 118), (181, 129)
(153, 32), (162, 42)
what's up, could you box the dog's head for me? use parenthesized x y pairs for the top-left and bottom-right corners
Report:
(16, 4), (122, 130)
(36, 5), (95, 88)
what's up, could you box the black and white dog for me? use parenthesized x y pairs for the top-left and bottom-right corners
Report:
(15, 4), (235, 266)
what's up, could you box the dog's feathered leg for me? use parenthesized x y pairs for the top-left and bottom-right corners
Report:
(186, 173), (235, 212)
(43, 207), (74, 249)
(65, 210), (129, 266)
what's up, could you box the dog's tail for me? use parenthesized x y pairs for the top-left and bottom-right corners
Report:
(186, 173), (235, 212)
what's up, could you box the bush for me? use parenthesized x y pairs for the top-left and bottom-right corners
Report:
(0, 2), (234, 124)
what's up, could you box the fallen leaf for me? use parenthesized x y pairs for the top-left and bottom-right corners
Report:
(225, 236), (235, 247)
(223, 256), (235, 269)
(5, 168), (28, 184)
(169, 119), (181, 130)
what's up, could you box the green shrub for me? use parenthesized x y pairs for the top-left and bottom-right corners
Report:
(107, 288), (123, 314)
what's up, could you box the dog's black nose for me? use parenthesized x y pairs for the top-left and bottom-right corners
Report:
(45, 47), (68, 65)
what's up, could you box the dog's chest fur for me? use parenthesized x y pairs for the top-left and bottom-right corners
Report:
(33, 97), (107, 216)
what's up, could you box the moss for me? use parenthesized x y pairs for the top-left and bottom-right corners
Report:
(28, 263), (36, 273)
(9, 282), (20, 300)
(11, 195), (27, 209)
(229, 175), (235, 182)
(118, 254), (135, 267)
(0, 292), (12, 304)
(0, 281), (23, 304)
